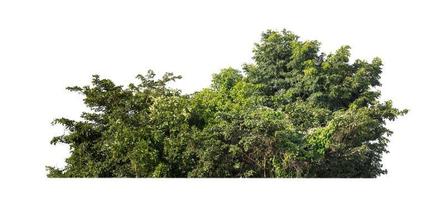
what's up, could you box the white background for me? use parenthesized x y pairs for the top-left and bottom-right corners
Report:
(0, 0), (442, 199)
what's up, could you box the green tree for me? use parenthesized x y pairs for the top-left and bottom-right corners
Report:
(48, 30), (406, 178)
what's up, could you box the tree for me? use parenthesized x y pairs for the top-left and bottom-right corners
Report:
(48, 30), (407, 178)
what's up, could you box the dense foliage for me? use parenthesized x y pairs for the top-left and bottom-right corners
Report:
(47, 30), (407, 178)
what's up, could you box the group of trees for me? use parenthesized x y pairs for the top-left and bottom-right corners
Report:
(47, 30), (406, 178)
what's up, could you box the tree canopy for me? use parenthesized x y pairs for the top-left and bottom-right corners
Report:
(47, 30), (407, 178)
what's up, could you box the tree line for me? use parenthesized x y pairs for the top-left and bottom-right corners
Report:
(47, 30), (407, 177)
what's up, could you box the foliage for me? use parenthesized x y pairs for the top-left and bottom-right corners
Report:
(48, 30), (406, 178)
